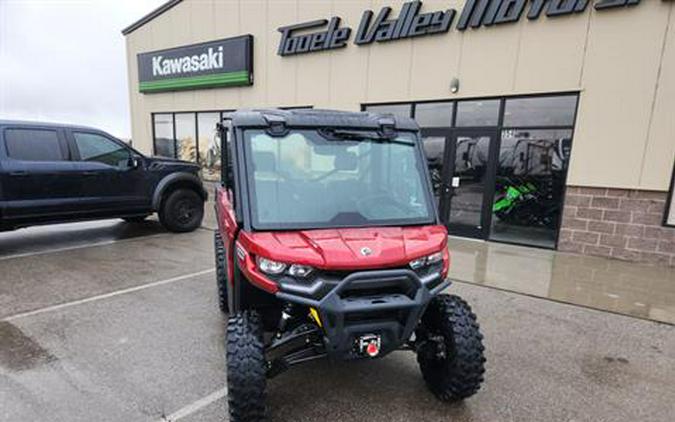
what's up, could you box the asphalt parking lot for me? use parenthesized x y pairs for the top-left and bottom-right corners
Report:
(1, 220), (675, 422)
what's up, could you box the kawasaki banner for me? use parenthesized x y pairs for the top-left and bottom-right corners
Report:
(137, 35), (253, 93)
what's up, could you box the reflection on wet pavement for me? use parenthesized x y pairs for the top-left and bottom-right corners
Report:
(448, 237), (675, 325)
(0, 219), (168, 259)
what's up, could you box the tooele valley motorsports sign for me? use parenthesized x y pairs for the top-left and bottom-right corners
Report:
(277, 0), (642, 56)
(138, 35), (253, 93)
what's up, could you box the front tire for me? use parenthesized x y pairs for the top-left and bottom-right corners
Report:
(214, 232), (229, 313)
(416, 294), (486, 401)
(227, 311), (267, 422)
(159, 189), (204, 233)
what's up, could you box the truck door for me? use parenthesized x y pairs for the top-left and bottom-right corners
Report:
(0, 126), (82, 222)
(68, 130), (149, 213)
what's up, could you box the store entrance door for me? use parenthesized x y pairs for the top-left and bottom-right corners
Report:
(420, 128), (453, 227)
(421, 128), (500, 239)
(446, 129), (499, 238)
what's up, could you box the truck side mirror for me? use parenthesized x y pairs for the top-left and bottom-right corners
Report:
(128, 156), (141, 169)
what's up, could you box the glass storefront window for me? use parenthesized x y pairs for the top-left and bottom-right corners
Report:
(456, 100), (500, 127)
(364, 104), (412, 120)
(450, 134), (493, 229)
(175, 113), (197, 162)
(504, 96), (578, 127)
(153, 114), (174, 158)
(490, 129), (573, 248)
(363, 94), (577, 250)
(415, 102), (454, 128)
(197, 112), (221, 181)
(421, 136), (447, 205)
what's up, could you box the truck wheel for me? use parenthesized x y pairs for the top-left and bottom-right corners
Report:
(159, 189), (204, 233)
(214, 232), (229, 313)
(416, 294), (486, 401)
(227, 311), (267, 422)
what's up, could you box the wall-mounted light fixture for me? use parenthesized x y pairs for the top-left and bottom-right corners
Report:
(450, 78), (460, 94)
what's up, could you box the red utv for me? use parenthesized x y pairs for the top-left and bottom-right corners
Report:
(214, 109), (485, 421)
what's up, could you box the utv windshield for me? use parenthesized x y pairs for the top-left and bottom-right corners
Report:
(243, 129), (435, 230)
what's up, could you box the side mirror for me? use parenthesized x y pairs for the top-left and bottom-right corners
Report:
(128, 156), (141, 169)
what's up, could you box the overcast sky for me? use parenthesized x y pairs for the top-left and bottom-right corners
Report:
(0, 0), (165, 139)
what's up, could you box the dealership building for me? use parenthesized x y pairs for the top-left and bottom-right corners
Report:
(123, 0), (675, 266)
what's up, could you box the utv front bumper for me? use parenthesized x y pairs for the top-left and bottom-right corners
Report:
(275, 268), (450, 360)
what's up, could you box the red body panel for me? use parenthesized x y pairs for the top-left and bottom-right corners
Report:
(216, 186), (239, 283)
(216, 186), (450, 294)
(237, 226), (448, 270)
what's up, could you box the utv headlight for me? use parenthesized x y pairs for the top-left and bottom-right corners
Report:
(257, 256), (287, 275)
(288, 264), (314, 278)
(409, 257), (427, 270)
(409, 251), (443, 269)
(426, 251), (443, 265)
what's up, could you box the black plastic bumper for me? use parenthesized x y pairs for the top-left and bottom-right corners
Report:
(275, 269), (450, 360)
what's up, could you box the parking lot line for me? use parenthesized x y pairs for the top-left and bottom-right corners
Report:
(2, 268), (215, 322)
(0, 232), (173, 262)
(161, 387), (228, 421)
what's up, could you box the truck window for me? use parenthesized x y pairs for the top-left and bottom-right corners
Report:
(73, 132), (131, 168)
(4, 128), (64, 161)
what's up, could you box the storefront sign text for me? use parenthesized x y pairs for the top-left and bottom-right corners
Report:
(138, 35), (253, 93)
(278, 0), (642, 56)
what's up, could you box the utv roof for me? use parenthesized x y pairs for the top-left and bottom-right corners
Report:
(228, 109), (420, 131)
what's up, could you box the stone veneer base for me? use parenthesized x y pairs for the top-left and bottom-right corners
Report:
(559, 186), (675, 267)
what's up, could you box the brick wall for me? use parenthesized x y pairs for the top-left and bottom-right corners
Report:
(559, 187), (675, 266)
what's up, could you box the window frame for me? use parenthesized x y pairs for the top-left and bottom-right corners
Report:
(278, 105), (314, 110)
(363, 91), (579, 129)
(2, 127), (70, 162)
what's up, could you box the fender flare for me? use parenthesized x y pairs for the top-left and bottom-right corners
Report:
(151, 172), (207, 211)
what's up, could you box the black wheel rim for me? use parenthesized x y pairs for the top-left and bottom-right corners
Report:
(174, 199), (198, 225)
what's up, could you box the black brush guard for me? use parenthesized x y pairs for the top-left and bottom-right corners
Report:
(275, 268), (450, 360)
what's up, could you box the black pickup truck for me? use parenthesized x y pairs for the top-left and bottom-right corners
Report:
(0, 120), (207, 233)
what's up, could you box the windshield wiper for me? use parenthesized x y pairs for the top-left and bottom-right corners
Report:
(318, 128), (414, 145)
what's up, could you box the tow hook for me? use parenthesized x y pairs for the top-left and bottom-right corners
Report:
(358, 334), (381, 358)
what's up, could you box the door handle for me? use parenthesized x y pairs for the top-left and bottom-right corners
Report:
(83, 171), (98, 176)
(9, 171), (28, 176)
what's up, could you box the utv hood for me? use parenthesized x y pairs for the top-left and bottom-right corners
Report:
(239, 226), (448, 270)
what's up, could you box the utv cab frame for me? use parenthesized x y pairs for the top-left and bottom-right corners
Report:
(214, 109), (485, 422)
